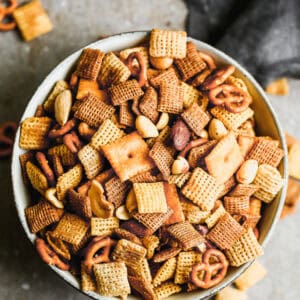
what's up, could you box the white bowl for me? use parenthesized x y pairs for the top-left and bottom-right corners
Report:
(11, 31), (288, 300)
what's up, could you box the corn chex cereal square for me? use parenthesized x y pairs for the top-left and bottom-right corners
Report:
(102, 132), (155, 182)
(153, 257), (177, 287)
(26, 161), (48, 194)
(154, 281), (182, 299)
(181, 167), (223, 211)
(158, 82), (183, 114)
(93, 262), (130, 297)
(105, 176), (130, 208)
(133, 182), (168, 213)
(139, 86), (159, 123)
(13, 0), (53, 42)
(48, 144), (76, 167)
(68, 189), (92, 220)
(150, 67), (179, 88)
(91, 217), (119, 236)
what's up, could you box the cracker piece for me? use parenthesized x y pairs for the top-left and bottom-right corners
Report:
(288, 139), (300, 180)
(180, 199), (210, 224)
(211, 106), (254, 130)
(224, 196), (250, 215)
(154, 282), (182, 299)
(128, 276), (156, 300)
(158, 82), (183, 114)
(90, 119), (125, 151)
(139, 86), (160, 123)
(205, 132), (244, 184)
(93, 262), (130, 297)
(26, 161), (48, 194)
(98, 52), (131, 88)
(109, 79), (144, 106)
(205, 201), (226, 229)
(121, 219), (154, 238)
(43, 80), (69, 112)
(246, 139), (284, 167)
(265, 78), (289, 95)
(119, 101), (135, 127)
(13, 0), (53, 42)
(81, 263), (97, 292)
(56, 164), (82, 201)
(153, 257), (177, 287)
(174, 42), (206, 81)
(75, 48), (104, 80)
(150, 67), (179, 88)
(130, 170), (158, 183)
(225, 229), (263, 266)
(163, 183), (185, 225)
(142, 235), (159, 259)
(25, 200), (63, 233)
(181, 167), (223, 211)
(68, 188), (92, 219)
(74, 94), (115, 128)
(70, 229), (91, 254)
(152, 248), (181, 263)
(150, 29), (187, 58)
(102, 132), (155, 182)
(235, 260), (267, 291)
(216, 286), (248, 300)
(174, 251), (202, 284)
(253, 164), (284, 203)
(91, 217), (119, 236)
(167, 172), (191, 188)
(149, 141), (174, 179)
(167, 221), (205, 250)
(114, 228), (142, 246)
(105, 176), (130, 208)
(207, 213), (246, 250)
(48, 144), (76, 167)
(229, 184), (259, 197)
(133, 208), (173, 232)
(52, 213), (89, 246)
(133, 182), (167, 213)
(19, 117), (52, 150)
(218, 176), (237, 198)
(76, 79), (107, 100)
(78, 144), (104, 179)
(181, 102), (211, 136)
(119, 46), (150, 68)
(237, 135), (256, 158)
(19, 151), (34, 185)
(181, 81), (200, 109)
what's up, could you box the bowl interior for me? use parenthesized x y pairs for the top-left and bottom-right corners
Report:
(11, 31), (288, 300)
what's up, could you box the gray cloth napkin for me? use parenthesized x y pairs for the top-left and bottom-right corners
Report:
(187, 0), (300, 87)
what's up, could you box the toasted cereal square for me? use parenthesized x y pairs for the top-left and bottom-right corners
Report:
(229, 183), (259, 197)
(133, 182), (167, 213)
(91, 217), (119, 236)
(150, 29), (187, 58)
(127, 258), (152, 283)
(25, 200), (63, 233)
(102, 132), (155, 182)
(205, 132), (244, 184)
(158, 82), (183, 114)
(167, 221), (205, 250)
(26, 161), (48, 194)
(43, 80), (69, 112)
(105, 176), (130, 208)
(234, 260), (267, 290)
(68, 189), (92, 220)
(181, 81), (200, 108)
(224, 196), (250, 215)
(90, 119), (125, 151)
(13, 0), (53, 42)
(181, 102), (211, 136)
(93, 262), (130, 297)
(78, 144), (104, 179)
(216, 286), (247, 300)
(81, 263), (97, 292)
(207, 213), (246, 250)
(129, 170), (158, 183)
(109, 79), (144, 106)
(218, 176), (237, 198)
(19, 151), (34, 185)
(142, 235), (159, 259)
(139, 86), (160, 123)
(114, 228), (142, 246)
(154, 281), (182, 299)
(128, 275), (156, 300)
(174, 251), (202, 284)
(147, 125), (171, 148)
(56, 164), (82, 201)
(98, 52), (131, 88)
(119, 102), (135, 127)
(48, 144), (76, 167)
(180, 199), (210, 224)
(74, 94), (115, 128)
(52, 213), (89, 246)
(225, 229), (263, 266)
(121, 219), (153, 238)
(19, 117), (52, 150)
(75, 48), (104, 80)
(205, 201), (226, 229)
(153, 257), (177, 287)
(167, 172), (191, 188)
(150, 67), (179, 88)
(181, 167), (223, 211)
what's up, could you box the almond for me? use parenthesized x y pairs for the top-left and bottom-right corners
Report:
(171, 119), (191, 151)
(54, 89), (72, 126)
(45, 187), (64, 209)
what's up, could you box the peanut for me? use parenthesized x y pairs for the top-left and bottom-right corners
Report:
(236, 159), (258, 184)
(135, 115), (159, 138)
(54, 90), (72, 126)
(150, 56), (173, 70)
(208, 118), (228, 140)
(172, 156), (189, 174)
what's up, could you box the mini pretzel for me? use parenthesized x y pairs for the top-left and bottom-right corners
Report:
(63, 131), (82, 153)
(201, 65), (235, 90)
(48, 119), (77, 139)
(125, 52), (148, 87)
(36, 152), (56, 187)
(0, 1), (17, 32)
(190, 248), (229, 289)
(198, 51), (216, 70)
(0, 0), (18, 14)
(83, 236), (116, 273)
(78, 122), (96, 140)
(132, 97), (141, 115)
(35, 238), (70, 271)
(208, 84), (251, 113)
(0, 121), (17, 158)
(179, 138), (208, 158)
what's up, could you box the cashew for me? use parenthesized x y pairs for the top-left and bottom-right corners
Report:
(236, 159), (259, 184)
(208, 118), (228, 140)
(54, 90), (72, 126)
(88, 180), (114, 218)
(150, 56), (173, 70)
(172, 156), (189, 175)
(136, 115), (159, 138)
(115, 205), (130, 220)
(45, 188), (64, 209)
(125, 189), (137, 213)
(156, 113), (169, 130)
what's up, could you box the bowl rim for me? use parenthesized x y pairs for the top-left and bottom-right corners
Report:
(11, 30), (288, 300)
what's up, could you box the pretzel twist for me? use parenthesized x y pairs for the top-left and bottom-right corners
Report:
(0, 1), (17, 31)
(48, 119), (77, 139)
(198, 51), (216, 70)
(63, 131), (82, 153)
(179, 138), (208, 158)
(0, 121), (17, 158)
(125, 52), (148, 87)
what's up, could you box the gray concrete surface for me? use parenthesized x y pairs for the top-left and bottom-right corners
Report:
(0, 1), (299, 299)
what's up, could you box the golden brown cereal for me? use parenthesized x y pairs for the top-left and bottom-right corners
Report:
(91, 217), (119, 236)
(19, 151), (34, 185)
(48, 144), (76, 167)
(153, 257), (177, 287)
(121, 219), (153, 239)
(218, 176), (237, 198)
(150, 67), (179, 88)
(81, 263), (97, 292)
(68, 189), (92, 220)
(229, 183), (259, 197)
(128, 275), (156, 300)
(114, 228), (142, 245)
(154, 281), (182, 299)
(205, 201), (226, 229)
(119, 102), (135, 127)
(158, 82), (183, 114)
(265, 78), (289, 95)
(139, 86), (160, 123)
(167, 172), (191, 188)
(26, 161), (48, 194)
(180, 198), (210, 224)
(142, 235), (160, 259)
(45, 231), (71, 261)
(76, 79), (105, 100)
(224, 196), (250, 215)
(127, 258), (152, 284)
(105, 176), (130, 208)
(130, 170), (158, 183)
(181, 81), (200, 109)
